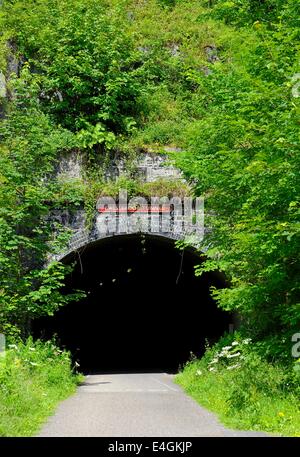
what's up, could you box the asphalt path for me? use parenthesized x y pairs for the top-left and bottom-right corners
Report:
(39, 372), (266, 437)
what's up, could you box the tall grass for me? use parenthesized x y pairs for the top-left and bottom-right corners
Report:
(0, 338), (82, 436)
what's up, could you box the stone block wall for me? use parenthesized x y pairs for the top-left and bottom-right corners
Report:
(49, 149), (204, 261)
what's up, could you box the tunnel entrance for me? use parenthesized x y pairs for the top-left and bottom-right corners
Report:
(33, 234), (231, 373)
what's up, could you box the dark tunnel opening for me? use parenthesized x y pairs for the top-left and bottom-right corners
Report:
(33, 234), (231, 373)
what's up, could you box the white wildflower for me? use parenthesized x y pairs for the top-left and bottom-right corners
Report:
(196, 370), (202, 376)
(231, 341), (239, 346)
(242, 338), (252, 344)
(209, 367), (216, 372)
(8, 344), (18, 350)
(220, 350), (229, 357)
(227, 352), (241, 358)
(223, 346), (232, 350)
(29, 362), (38, 366)
(29, 348), (36, 351)
(209, 358), (219, 364)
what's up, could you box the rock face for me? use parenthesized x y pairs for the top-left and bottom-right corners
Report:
(55, 149), (184, 183)
(50, 150), (204, 261)
(0, 72), (6, 119)
(0, 72), (6, 98)
(55, 151), (84, 180)
(204, 45), (220, 64)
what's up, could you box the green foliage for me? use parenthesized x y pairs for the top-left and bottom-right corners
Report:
(87, 176), (190, 200)
(0, 338), (81, 436)
(173, 0), (300, 342)
(1, 0), (148, 149)
(206, 0), (297, 27)
(49, 178), (85, 208)
(142, 178), (190, 199)
(176, 334), (300, 436)
(0, 65), (83, 337)
(0, 262), (84, 337)
(76, 123), (116, 150)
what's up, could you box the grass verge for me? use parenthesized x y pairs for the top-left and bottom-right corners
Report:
(175, 335), (300, 437)
(0, 338), (82, 436)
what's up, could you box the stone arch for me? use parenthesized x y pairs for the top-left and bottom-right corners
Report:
(52, 207), (204, 262)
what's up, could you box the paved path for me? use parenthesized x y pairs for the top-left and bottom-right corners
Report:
(39, 373), (265, 437)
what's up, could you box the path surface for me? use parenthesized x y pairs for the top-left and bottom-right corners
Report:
(39, 373), (265, 437)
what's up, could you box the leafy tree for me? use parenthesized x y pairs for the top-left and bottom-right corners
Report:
(0, 66), (84, 338)
(1, 0), (148, 148)
(175, 0), (300, 345)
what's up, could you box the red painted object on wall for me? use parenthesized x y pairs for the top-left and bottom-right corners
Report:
(98, 205), (172, 214)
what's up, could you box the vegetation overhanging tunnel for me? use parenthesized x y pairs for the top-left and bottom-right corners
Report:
(33, 234), (231, 373)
